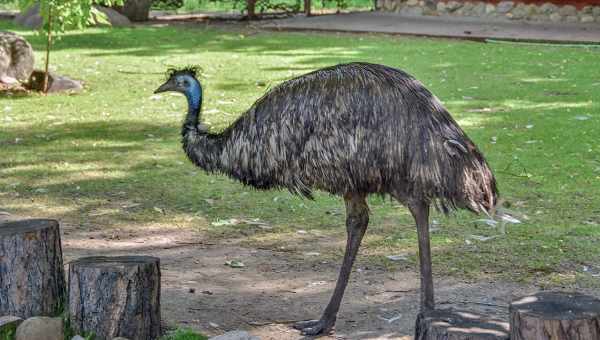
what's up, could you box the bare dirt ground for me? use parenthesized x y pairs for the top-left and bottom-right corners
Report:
(61, 222), (544, 340)
(1, 212), (559, 339)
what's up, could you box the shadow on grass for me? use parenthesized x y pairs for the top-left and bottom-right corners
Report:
(0, 117), (349, 232)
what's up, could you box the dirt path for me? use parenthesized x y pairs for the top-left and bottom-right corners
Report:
(58, 220), (542, 340)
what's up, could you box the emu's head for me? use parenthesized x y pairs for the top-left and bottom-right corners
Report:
(155, 66), (203, 110)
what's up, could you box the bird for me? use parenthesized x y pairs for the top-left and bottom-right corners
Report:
(154, 62), (498, 336)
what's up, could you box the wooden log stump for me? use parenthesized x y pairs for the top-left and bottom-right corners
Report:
(415, 309), (510, 340)
(0, 219), (66, 318)
(510, 291), (600, 340)
(68, 256), (161, 340)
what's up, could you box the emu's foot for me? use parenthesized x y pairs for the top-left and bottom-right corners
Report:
(293, 319), (335, 336)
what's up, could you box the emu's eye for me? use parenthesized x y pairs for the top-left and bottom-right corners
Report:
(183, 80), (190, 87)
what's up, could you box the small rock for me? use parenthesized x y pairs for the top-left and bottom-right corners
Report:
(558, 4), (577, 16)
(16, 317), (63, 340)
(0, 316), (23, 337)
(445, 1), (462, 11)
(472, 3), (486, 15)
(538, 2), (558, 14)
(386, 0), (399, 11)
(406, 0), (418, 6)
(524, 4), (536, 16)
(436, 2), (447, 12)
(581, 5), (593, 14)
(549, 12), (562, 22)
(422, 0), (436, 13)
(462, 2), (475, 11)
(72, 336), (86, 340)
(496, 1), (514, 13)
(593, 6), (600, 17)
(457, 2), (474, 15)
(510, 3), (529, 19)
(530, 14), (548, 21)
(565, 15), (578, 22)
(210, 330), (260, 340)
(581, 15), (595, 22)
(401, 5), (424, 15)
(485, 3), (496, 14)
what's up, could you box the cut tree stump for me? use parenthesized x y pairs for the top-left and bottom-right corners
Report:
(0, 219), (66, 318)
(510, 291), (600, 340)
(68, 256), (161, 340)
(415, 309), (510, 340)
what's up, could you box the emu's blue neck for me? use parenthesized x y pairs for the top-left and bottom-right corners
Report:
(186, 82), (202, 113)
(180, 76), (225, 173)
(183, 78), (203, 135)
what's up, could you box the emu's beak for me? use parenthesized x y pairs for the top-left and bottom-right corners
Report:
(154, 80), (175, 94)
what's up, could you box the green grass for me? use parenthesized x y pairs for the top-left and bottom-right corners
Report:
(161, 328), (208, 340)
(0, 1), (18, 10)
(1, 21), (600, 289)
(1, 328), (15, 340)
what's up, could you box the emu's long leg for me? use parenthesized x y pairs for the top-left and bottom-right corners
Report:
(294, 193), (369, 336)
(408, 201), (434, 311)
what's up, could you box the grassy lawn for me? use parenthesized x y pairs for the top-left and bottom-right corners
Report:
(1, 20), (599, 289)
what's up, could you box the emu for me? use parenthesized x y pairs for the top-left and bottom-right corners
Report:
(154, 62), (498, 336)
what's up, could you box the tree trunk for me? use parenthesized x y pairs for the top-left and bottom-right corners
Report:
(510, 291), (600, 340)
(247, 0), (257, 19)
(0, 219), (66, 319)
(304, 0), (311, 16)
(43, 5), (52, 94)
(68, 256), (161, 340)
(415, 309), (509, 340)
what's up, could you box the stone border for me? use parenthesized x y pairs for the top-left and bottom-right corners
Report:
(377, 0), (600, 23)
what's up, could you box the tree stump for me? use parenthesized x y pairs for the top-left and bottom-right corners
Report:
(0, 219), (66, 318)
(68, 256), (161, 340)
(415, 309), (510, 340)
(510, 291), (600, 340)
(115, 0), (152, 21)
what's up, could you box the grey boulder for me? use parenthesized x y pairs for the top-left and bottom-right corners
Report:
(28, 70), (84, 93)
(0, 31), (34, 84)
(15, 317), (63, 340)
(92, 6), (132, 27)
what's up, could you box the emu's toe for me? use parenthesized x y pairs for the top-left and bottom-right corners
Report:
(293, 319), (334, 336)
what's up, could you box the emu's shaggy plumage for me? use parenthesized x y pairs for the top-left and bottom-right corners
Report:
(183, 63), (497, 212)
(156, 62), (498, 336)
